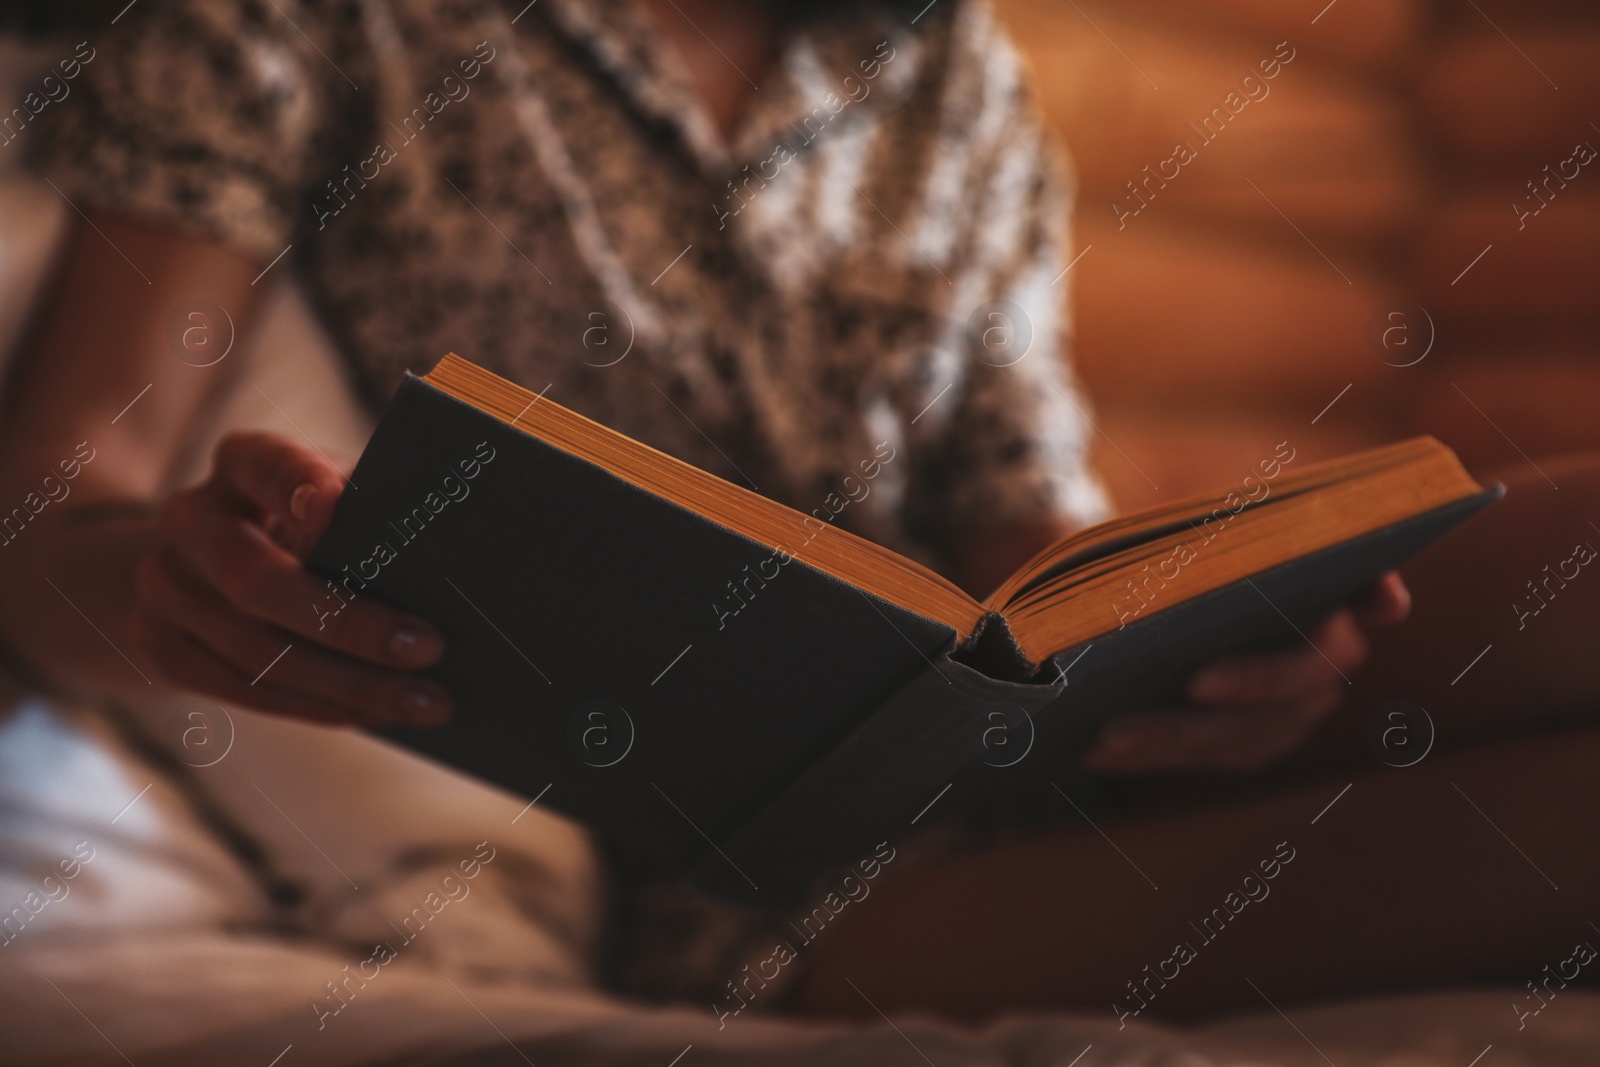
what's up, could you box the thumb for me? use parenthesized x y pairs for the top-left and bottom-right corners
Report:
(214, 431), (348, 558)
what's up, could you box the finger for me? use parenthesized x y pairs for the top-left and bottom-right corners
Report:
(1188, 611), (1367, 704)
(132, 610), (360, 727)
(1352, 571), (1411, 628)
(139, 550), (451, 727)
(211, 430), (346, 555)
(1085, 691), (1340, 774)
(252, 640), (454, 729)
(168, 490), (444, 669)
(1307, 609), (1371, 675)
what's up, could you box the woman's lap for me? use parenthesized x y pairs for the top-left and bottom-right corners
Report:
(791, 716), (1600, 1022)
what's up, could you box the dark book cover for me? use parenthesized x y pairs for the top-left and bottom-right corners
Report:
(307, 375), (983, 900)
(310, 372), (1499, 902)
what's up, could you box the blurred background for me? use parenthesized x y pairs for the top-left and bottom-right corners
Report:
(1, 0), (1597, 512)
(993, 0), (1600, 509)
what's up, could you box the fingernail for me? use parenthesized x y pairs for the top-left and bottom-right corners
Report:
(388, 620), (444, 666)
(399, 688), (452, 726)
(289, 482), (317, 522)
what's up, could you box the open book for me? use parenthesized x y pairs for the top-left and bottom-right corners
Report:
(310, 354), (1499, 900)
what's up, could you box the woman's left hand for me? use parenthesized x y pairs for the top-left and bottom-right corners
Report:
(1081, 571), (1411, 774)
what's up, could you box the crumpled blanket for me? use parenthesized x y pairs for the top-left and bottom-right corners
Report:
(2, 695), (1596, 1067)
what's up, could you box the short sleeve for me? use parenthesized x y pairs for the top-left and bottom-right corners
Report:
(25, 0), (330, 260)
(902, 2), (1113, 549)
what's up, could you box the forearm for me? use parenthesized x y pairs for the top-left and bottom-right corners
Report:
(0, 212), (263, 704)
(0, 504), (162, 702)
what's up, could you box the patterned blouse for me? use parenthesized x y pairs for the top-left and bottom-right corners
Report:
(29, 0), (1109, 1005)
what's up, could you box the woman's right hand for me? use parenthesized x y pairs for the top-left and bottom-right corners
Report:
(130, 431), (453, 728)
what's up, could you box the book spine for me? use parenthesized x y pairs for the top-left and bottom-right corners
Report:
(693, 647), (1064, 902)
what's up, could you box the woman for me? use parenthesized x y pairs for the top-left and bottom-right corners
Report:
(1, 0), (1595, 1028)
